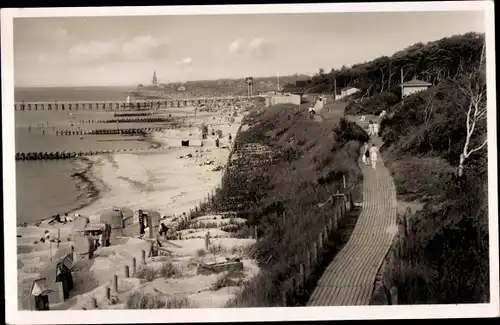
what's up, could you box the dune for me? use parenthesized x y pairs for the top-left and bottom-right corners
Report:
(16, 108), (258, 310)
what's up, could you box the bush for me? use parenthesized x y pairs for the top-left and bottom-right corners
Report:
(135, 266), (158, 282)
(126, 292), (198, 309)
(196, 248), (207, 258)
(126, 292), (166, 309)
(164, 295), (198, 309)
(158, 261), (180, 278)
(211, 268), (246, 290)
(344, 89), (400, 115)
(213, 103), (366, 306)
(379, 76), (489, 304)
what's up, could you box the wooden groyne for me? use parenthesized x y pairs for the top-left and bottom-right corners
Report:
(54, 127), (167, 136)
(14, 96), (250, 111)
(94, 117), (171, 124)
(113, 112), (154, 117)
(15, 147), (163, 161)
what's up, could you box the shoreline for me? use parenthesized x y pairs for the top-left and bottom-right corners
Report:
(17, 131), (166, 226)
(16, 104), (251, 310)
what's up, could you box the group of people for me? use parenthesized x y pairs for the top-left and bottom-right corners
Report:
(47, 213), (74, 225)
(367, 120), (380, 137)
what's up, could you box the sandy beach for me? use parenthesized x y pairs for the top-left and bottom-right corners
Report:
(16, 105), (258, 310)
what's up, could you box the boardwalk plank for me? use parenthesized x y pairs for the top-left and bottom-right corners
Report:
(307, 129), (397, 306)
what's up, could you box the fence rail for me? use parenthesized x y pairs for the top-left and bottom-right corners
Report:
(281, 191), (353, 306)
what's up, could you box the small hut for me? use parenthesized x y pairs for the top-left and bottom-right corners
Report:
(72, 215), (90, 236)
(55, 254), (74, 299)
(100, 207), (133, 235)
(100, 209), (122, 230)
(30, 278), (52, 310)
(138, 209), (162, 238)
(83, 223), (111, 247)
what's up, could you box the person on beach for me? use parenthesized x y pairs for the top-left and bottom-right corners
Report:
(369, 144), (379, 169)
(48, 214), (61, 225)
(159, 223), (169, 240)
(44, 230), (51, 242)
(362, 143), (370, 165)
(139, 212), (146, 237)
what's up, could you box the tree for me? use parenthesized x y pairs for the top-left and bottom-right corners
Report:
(454, 44), (487, 177)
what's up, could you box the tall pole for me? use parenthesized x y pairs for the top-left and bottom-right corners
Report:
(401, 68), (404, 108)
(334, 78), (337, 100)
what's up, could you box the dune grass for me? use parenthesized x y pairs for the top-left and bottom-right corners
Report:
(126, 292), (198, 309)
(191, 103), (369, 307)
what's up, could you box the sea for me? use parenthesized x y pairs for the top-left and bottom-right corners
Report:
(14, 86), (159, 224)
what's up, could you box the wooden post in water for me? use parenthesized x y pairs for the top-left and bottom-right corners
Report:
(132, 257), (136, 275)
(141, 249), (146, 264)
(106, 287), (111, 300)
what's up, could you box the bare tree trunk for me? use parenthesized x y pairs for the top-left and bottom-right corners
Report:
(380, 67), (386, 92)
(424, 89), (437, 125)
(388, 70), (394, 90)
(455, 43), (487, 177)
(361, 83), (373, 101)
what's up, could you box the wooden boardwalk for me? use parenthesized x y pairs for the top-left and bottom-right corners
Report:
(307, 134), (397, 306)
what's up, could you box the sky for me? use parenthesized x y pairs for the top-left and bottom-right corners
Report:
(13, 11), (485, 87)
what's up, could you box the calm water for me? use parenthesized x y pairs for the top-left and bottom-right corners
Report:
(13, 87), (166, 224)
(16, 160), (92, 224)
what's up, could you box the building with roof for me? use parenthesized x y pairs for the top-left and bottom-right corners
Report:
(335, 87), (360, 100)
(401, 78), (432, 97)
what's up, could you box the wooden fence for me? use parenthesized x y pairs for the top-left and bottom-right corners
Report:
(280, 191), (353, 306)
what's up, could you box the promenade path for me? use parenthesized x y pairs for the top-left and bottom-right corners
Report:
(307, 119), (398, 306)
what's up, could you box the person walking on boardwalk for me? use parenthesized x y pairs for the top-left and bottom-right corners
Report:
(373, 121), (380, 137)
(362, 142), (369, 165)
(369, 144), (379, 169)
(367, 121), (374, 137)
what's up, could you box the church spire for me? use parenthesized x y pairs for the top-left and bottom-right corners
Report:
(152, 70), (158, 85)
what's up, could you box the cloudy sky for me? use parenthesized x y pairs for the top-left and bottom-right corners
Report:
(14, 11), (485, 87)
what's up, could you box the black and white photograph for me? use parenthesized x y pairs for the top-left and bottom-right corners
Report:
(2, 2), (498, 323)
